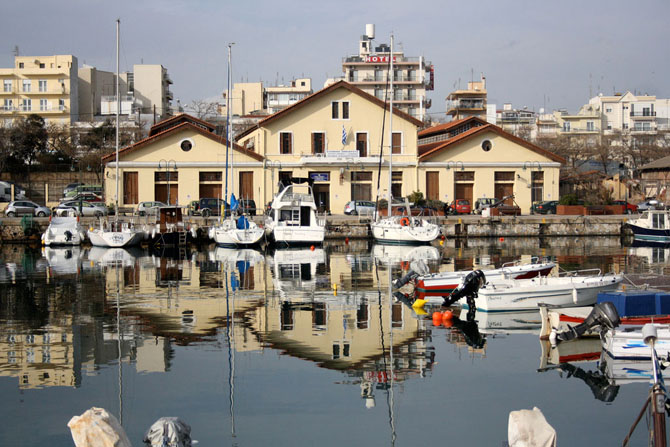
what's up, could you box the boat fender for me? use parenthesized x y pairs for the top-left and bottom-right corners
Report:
(64, 231), (72, 242)
(190, 227), (197, 239)
(572, 287), (578, 304)
(400, 217), (410, 226)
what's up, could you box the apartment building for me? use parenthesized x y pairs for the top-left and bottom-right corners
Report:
(221, 78), (313, 117)
(341, 24), (434, 121)
(78, 64), (173, 120)
(0, 55), (79, 125)
(589, 92), (670, 134)
(446, 74), (487, 121)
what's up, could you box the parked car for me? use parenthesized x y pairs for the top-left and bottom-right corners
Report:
(135, 201), (167, 216)
(532, 200), (559, 215)
(64, 184), (103, 198)
(473, 198), (497, 214)
(344, 200), (377, 216)
(53, 200), (108, 217)
(63, 182), (84, 196)
(64, 192), (104, 203)
(5, 200), (51, 217)
(191, 198), (229, 217)
(445, 199), (471, 215)
(239, 199), (257, 216)
(611, 200), (638, 214)
(637, 199), (663, 212)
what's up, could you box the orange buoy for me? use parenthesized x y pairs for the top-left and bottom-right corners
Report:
(310, 245), (315, 251)
(443, 319), (454, 328)
(441, 235), (446, 240)
(432, 312), (443, 326)
(499, 237), (504, 242)
(345, 237), (349, 244)
(401, 261), (410, 270)
(442, 310), (453, 321)
(400, 217), (410, 226)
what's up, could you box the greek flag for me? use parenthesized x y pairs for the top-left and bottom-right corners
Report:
(341, 125), (347, 145)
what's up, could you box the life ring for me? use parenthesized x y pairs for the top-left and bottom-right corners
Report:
(400, 217), (410, 227)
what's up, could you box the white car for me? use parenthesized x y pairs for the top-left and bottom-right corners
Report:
(344, 200), (377, 216)
(135, 201), (167, 216)
(53, 200), (108, 217)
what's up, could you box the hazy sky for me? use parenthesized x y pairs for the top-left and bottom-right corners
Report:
(3, 0), (669, 118)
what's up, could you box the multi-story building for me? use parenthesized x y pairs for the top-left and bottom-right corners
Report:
(496, 103), (536, 138)
(588, 92), (670, 134)
(446, 74), (487, 121)
(78, 64), (173, 121)
(0, 54), (79, 125)
(341, 24), (434, 121)
(220, 78), (313, 117)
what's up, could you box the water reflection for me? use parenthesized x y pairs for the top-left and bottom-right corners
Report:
(0, 236), (668, 445)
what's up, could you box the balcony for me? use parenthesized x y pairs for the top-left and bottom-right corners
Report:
(630, 111), (656, 119)
(560, 126), (600, 133)
(447, 99), (486, 110)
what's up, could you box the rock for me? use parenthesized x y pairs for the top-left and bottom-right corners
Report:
(67, 407), (132, 447)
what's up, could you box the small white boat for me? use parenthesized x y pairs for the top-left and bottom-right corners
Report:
(41, 216), (86, 246)
(475, 310), (544, 335)
(87, 219), (145, 248)
(372, 243), (440, 266)
(627, 209), (670, 243)
(209, 215), (264, 246)
(371, 215), (440, 244)
(145, 206), (197, 247)
(265, 182), (325, 245)
(414, 259), (556, 296)
(470, 270), (623, 312)
(603, 323), (670, 361)
(42, 246), (84, 275)
(601, 355), (670, 385)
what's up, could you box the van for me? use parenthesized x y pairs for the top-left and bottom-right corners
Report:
(0, 181), (26, 202)
(65, 184), (103, 198)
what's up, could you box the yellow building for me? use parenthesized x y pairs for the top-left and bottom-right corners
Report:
(0, 54), (78, 125)
(418, 117), (565, 211)
(101, 114), (265, 207)
(237, 80), (424, 212)
(446, 74), (487, 121)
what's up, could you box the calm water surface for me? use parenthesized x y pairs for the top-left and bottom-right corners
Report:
(0, 237), (664, 446)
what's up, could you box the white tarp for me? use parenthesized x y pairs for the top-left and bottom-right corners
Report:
(67, 407), (132, 447)
(508, 407), (557, 447)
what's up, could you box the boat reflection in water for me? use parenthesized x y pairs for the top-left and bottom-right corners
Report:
(209, 246), (265, 291)
(42, 246), (84, 276)
(372, 243), (440, 269)
(268, 247), (328, 299)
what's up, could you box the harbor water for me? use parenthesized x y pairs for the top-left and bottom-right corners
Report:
(0, 237), (664, 446)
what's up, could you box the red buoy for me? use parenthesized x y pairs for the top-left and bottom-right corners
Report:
(310, 245), (315, 251)
(442, 310), (453, 321)
(432, 312), (443, 326)
(345, 237), (349, 244)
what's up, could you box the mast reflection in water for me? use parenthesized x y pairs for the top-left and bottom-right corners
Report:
(0, 237), (662, 446)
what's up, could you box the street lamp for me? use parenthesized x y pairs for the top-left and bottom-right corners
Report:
(158, 159), (177, 205)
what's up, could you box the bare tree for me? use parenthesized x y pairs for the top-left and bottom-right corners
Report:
(185, 100), (220, 120)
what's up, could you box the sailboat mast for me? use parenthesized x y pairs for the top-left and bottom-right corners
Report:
(115, 19), (120, 221)
(229, 44), (234, 199)
(224, 43), (234, 206)
(387, 34), (394, 218)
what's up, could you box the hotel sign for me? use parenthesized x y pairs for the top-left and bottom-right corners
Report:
(364, 56), (397, 63)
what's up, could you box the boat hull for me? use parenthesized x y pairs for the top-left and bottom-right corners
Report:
(371, 218), (440, 244)
(87, 228), (144, 248)
(41, 217), (85, 246)
(471, 274), (623, 312)
(603, 324), (670, 361)
(268, 225), (325, 245)
(210, 220), (264, 246)
(629, 223), (670, 242)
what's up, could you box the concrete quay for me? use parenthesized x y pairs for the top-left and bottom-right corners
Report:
(0, 213), (632, 243)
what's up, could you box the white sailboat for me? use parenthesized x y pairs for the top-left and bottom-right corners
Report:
(370, 34), (439, 244)
(209, 43), (264, 247)
(87, 19), (143, 248)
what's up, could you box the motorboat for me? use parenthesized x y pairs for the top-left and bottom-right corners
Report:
(627, 209), (670, 243)
(469, 270), (623, 312)
(411, 259), (556, 296)
(264, 181), (325, 245)
(88, 219), (145, 248)
(42, 246), (84, 276)
(41, 215), (86, 246)
(371, 214), (440, 245)
(145, 206), (197, 247)
(209, 214), (264, 247)
(475, 310), (544, 335)
(602, 323), (670, 361)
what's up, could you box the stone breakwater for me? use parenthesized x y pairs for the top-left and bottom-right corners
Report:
(0, 214), (631, 243)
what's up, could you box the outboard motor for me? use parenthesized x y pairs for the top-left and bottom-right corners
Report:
(443, 270), (486, 308)
(393, 270), (419, 289)
(550, 302), (621, 344)
(450, 316), (486, 349)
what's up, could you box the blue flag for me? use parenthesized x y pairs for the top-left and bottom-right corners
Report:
(230, 193), (239, 211)
(341, 125), (347, 145)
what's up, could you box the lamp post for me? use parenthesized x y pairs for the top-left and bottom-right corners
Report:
(158, 159), (177, 205)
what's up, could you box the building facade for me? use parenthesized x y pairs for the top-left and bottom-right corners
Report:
(0, 55), (79, 125)
(220, 78), (313, 117)
(446, 74), (487, 121)
(340, 24), (434, 121)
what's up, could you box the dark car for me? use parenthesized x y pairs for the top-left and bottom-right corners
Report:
(239, 199), (257, 216)
(532, 200), (559, 214)
(64, 192), (104, 203)
(193, 198), (229, 217)
(612, 200), (638, 214)
(445, 199), (471, 215)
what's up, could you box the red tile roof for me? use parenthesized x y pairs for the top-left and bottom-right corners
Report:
(102, 118), (264, 163)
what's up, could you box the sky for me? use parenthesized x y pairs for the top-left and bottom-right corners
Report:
(3, 0), (669, 118)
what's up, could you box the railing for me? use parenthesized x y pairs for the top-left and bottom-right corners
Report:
(630, 111), (656, 117)
(560, 127), (600, 133)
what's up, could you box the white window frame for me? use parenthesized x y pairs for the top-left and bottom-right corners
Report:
(39, 99), (48, 111)
(22, 79), (31, 92)
(331, 101), (350, 121)
(3, 99), (13, 111)
(331, 101), (339, 119)
(38, 80), (47, 92)
(21, 99), (31, 111)
(278, 131), (293, 155)
(3, 80), (11, 93)
(58, 99), (65, 111)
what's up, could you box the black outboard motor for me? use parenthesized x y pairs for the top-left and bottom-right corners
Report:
(551, 302), (621, 343)
(443, 270), (486, 308)
(541, 363), (619, 403)
(393, 270), (419, 289)
(450, 316), (486, 349)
